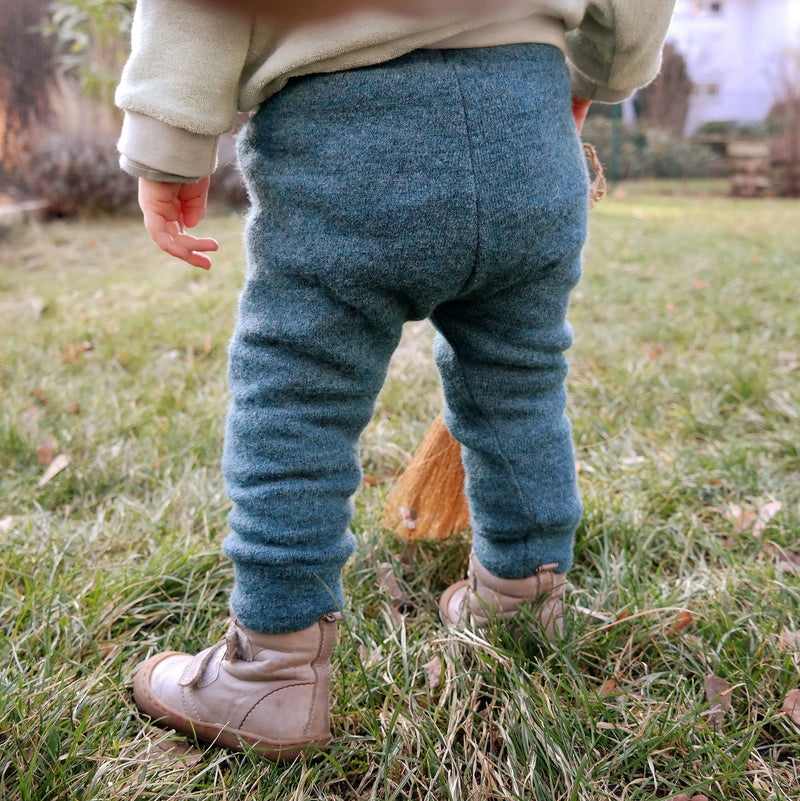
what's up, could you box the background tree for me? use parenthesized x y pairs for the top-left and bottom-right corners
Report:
(769, 48), (800, 197)
(635, 42), (693, 137)
(0, 0), (58, 175)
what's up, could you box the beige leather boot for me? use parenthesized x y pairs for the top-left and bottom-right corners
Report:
(132, 611), (340, 760)
(439, 551), (565, 641)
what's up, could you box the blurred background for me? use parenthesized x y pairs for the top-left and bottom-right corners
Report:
(1, 0), (799, 225)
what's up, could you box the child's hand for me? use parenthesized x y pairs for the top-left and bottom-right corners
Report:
(138, 177), (219, 270)
(571, 94), (592, 134)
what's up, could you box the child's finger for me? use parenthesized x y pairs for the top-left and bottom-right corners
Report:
(152, 230), (219, 270)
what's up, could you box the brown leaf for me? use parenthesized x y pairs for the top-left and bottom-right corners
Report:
(727, 503), (757, 533)
(705, 674), (733, 726)
(778, 629), (800, 650)
(782, 689), (800, 725)
(37, 453), (70, 488)
(36, 433), (57, 466)
(36, 444), (54, 466)
(773, 545), (800, 576)
(60, 340), (93, 363)
(377, 562), (415, 614)
(153, 738), (203, 765)
(29, 387), (47, 404)
(423, 655), (442, 691)
(599, 677), (618, 696)
(668, 609), (693, 638)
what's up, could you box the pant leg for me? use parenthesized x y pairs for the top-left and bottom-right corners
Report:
(222, 266), (404, 633)
(223, 52), (479, 633)
(432, 46), (589, 579)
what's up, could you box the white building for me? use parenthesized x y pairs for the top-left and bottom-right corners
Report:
(667, 0), (800, 133)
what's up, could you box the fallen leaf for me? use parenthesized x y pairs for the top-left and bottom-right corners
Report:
(727, 503), (757, 533)
(21, 404), (42, 423)
(773, 545), (800, 576)
(377, 562), (415, 614)
(37, 453), (70, 488)
(779, 629), (800, 650)
(36, 433), (57, 466)
(60, 341), (93, 363)
(705, 674), (733, 727)
(423, 655), (442, 691)
(29, 387), (47, 404)
(691, 279), (708, 290)
(668, 609), (693, 638)
(599, 677), (618, 696)
(150, 738), (203, 765)
(753, 501), (782, 537)
(781, 689), (800, 725)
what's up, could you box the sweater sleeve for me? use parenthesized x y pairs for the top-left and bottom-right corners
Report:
(115, 0), (253, 181)
(566, 0), (677, 103)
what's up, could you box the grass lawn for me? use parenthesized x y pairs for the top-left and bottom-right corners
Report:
(1, 186), (799, 800)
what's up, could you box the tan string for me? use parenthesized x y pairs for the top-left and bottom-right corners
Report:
(583, 142), (607, 208)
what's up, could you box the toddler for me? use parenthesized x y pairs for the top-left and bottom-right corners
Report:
(117, 0), (676, 759)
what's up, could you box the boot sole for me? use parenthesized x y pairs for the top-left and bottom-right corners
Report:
(439, 579), (469, 626)
(132, 652), (332, 761)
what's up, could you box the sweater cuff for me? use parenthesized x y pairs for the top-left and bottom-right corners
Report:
(118, 111), (220, 182)
(568, 63), (635, 105)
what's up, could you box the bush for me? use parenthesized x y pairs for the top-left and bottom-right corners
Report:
(13, 126), (249, 217)
(582, 118), (725, 180)
(16, 131), (138, 217)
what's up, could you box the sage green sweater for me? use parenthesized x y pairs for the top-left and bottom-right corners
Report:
(116, 0), (676, 182)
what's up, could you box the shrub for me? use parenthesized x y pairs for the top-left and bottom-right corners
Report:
(15, 131), (138, 217)
(582, 117), (725, 180)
